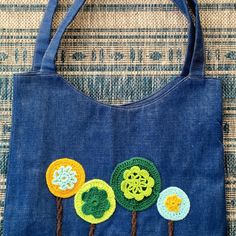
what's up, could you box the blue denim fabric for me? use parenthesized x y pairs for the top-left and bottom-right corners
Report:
(3, 0), (226, 235)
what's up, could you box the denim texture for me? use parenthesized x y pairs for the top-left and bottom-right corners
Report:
(3, 0), (226, 235)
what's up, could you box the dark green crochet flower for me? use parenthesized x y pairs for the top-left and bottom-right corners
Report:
(110, 157), (161, 211)
(81, 187), (110, 219)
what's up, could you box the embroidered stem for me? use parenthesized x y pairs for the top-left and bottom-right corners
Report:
(131, 211), (137, 236)
(168, 220), (174, 236)
(56, 197), (63, 236)
(89, 224), (96, 236)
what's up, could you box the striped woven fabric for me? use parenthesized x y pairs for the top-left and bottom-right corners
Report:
(0, 0), (235, 235)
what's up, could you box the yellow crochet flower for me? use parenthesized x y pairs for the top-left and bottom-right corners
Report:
(121, 166), (155, 201)
(46, 158), (85, 198)
(164, 194), (182, 213)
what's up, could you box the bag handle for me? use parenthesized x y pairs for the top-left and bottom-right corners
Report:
(38, 0), (204, 77)
(32, 0), (58, 71)
(188, 0), (205, 77)
(34, 0), (196, 73)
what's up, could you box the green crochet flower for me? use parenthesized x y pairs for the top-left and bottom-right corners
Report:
(81, 187), (110, 219)
(74, 179), (116, 224)
(121, 166), (155, 201)
(110, 157), (161, 211)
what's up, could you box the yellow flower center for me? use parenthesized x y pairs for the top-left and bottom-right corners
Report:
(164, 194), (182, 213)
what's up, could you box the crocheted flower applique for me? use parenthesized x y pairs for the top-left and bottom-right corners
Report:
(82, 187), (110, 219)
(46, 158), (86, 236)
(157, 187), (190, 221)
(157, 187), (191, 236)
(110, 157), (161, 236)
(74, 179), (116, 224)
(46, 158), (85, 198)
(110, 157), (161, 211)
(121, 166), (155, 201)
(164, 194), (182, 213)
(52, 165), (78, 191)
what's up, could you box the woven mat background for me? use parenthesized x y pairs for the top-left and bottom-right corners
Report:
(0, 0), (236, 235)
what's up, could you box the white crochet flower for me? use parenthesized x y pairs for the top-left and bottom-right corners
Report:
(52, 165), (78, 190)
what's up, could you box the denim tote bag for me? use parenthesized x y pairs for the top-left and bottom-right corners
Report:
(3, 0), (227, 235)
